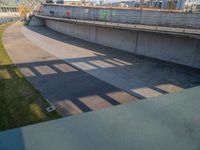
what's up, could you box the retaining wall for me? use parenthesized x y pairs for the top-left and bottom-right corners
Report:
(45, 19), (200, 69)
(42, 3), (200, 29)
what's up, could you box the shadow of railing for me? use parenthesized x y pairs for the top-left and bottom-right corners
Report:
(4, 25), (200, 117)
(1, 53), (200, 117)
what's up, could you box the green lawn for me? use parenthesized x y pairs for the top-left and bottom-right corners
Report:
(0, 23), (61, 131)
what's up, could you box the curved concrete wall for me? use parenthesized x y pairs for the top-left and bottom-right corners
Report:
(42, 4), (200, 29)
(45, 19), (200, 69)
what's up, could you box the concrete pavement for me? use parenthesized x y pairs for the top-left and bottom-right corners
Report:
(3, 22), (200, 116)
(23, 23), (200, 96)
(3, 22), (136, 116)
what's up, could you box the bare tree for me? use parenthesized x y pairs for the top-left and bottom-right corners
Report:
(17, 0), (45, 10)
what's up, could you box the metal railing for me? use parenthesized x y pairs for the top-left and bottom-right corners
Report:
(35, 12), (200, 38)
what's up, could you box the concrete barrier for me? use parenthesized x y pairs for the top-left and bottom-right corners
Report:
(42, 3), (200, 29)
(45, 19), (200, 69)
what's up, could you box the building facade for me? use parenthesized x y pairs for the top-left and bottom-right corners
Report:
(162, 0), (200, 11)
(0, 0), (18, 12)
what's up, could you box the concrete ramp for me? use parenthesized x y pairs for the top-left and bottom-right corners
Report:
(4, 22), (200, 117)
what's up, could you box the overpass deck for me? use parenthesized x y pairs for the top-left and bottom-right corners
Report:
(0, 86), (200, 150)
